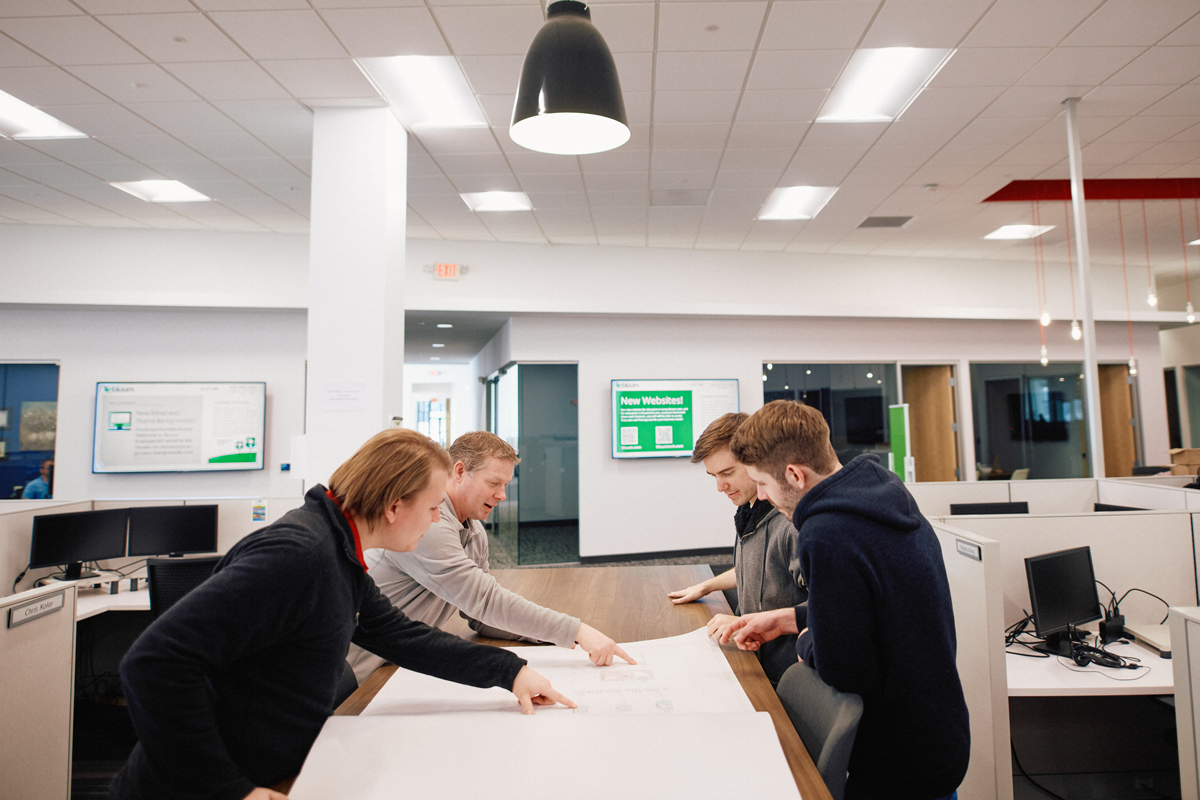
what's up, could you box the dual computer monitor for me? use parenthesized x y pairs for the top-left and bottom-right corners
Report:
(29, 505), (219, 580)
(1024, 545), (1103, 656)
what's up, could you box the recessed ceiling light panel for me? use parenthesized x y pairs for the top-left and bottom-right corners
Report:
(110, 180), (211, 203)
(461, 191), (532, 212)
(817, 48), (954, 123)
(984, 225), (1055, 240)
(0, 88), (87, 140)
(357, 56), (487, 129)
(758, 186), (839, 220)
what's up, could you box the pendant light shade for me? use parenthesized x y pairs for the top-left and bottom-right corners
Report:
(510, 0), (629, 155)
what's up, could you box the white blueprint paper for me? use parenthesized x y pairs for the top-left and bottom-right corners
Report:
(362, 626), (754, 716)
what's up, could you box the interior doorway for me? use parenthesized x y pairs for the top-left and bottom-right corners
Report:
(900, 365), (959, 482)
(1098, 364), (1138, 477)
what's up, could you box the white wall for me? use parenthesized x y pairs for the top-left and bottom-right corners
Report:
(403, 362), (479, 445)
(0, 307), (307, 500)
(503, 314), (1170, 558)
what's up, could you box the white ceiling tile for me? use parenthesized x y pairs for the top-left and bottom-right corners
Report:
(519, 172), (585, 192)
(929, 48), (1051, 88)
(961, 0), (1104, 48)
(194, 0), (309, 9)
(176, 132), (277, 160)
(459, 55), (525, 95)
(1061, 0), (1199, 46)
(448, 172), (520, 192)
(736, 90), (825, 123)
(623, 91), (651, 124)
(77, 0), (194, 10)
(5, 161), (105, 186)
(654, 91), (739, 124)
(656, 3), (768, 52)
(720, 148), (793, 172)
(651, 149), (721, 172)
(434, 152), (513, 175)
(1076, 84), (1177, 117)
(588, 189), (647, 207)
(584, 172), (647, 192)
(651, 122), (729, 150)
(861, 0), (992, 48)
(1169, 122), (1200, 142)
(745, 50), (850, 91)
(782, 147), (865, 185)
(505, 150), (581, 173)
(79, 160), (167, 182)
(952, 117), (1048, 145)
(0, 1), (84, 16)
(726, 121), (808, 149)
(759, 1), (877, 50)
(98, 13), (248, 63)
(0, 66), (111, 105)
(876, 118), (965, 148)
(902, 86), (1006, 119)
(590, 3), (656, 54)
(712, 169), (781, 190)
(211, 98), (311, 133)
(259, 59), (378, 100)
(125, 101), (244, 135)
(415, 127), (503, 155)
(477, 94), (514, 128)
(20, 138), (129, 163)
(803, 122), (888, 147)
(321, 8), (449, 57)
(1126, 141), (1199, 164)
(1097, 115), (1200, 142)
(165, 62), (291, 101)
(1140, 85), (1200, 115)
(39, 103), (162, 136)
(0, 17), (148, 66)
(1161, 14), (1200, 45)
(407, 174), (456, 195)
(578, 148), (649, 174)
(992, 141), (1073, 167)
(612, 51), (652, 93)
(65, 64), (201, 104)
(656, 51), (752, 92)
(97, 134), (207, 162)
(1017, 46), (1143, 86)
(1106, 46), (1200, 85)
(431, 5), (544, 56)
(0, 32), (48, 67)
(207, 11), (347, 60)
(216, 157), (308, 181)
(525, 191), (588, 209)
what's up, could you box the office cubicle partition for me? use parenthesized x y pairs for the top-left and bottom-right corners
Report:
(931, 523), (1011, 800)
(1169, 606), (1200, 800)
(909, 479), (1098, 517)
(0, 582), (77, 800)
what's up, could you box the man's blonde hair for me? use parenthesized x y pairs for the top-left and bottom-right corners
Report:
(448, 431), (520, 473)
(691, 412), (750, 464)
(730, 400), (838, 482)
(328, 428), (451, 525)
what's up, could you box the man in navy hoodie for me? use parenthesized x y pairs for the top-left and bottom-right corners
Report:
(725, 400), (969, 800)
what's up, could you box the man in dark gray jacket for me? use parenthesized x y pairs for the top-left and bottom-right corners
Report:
(668, 412), (808, 683)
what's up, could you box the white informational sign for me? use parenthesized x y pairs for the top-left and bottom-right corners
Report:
(611, 379), (739, 459)
(92, 382), (266, 473)
(364, 628), (753, 717)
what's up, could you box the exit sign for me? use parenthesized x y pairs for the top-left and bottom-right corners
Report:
(435, 263), (460, 280)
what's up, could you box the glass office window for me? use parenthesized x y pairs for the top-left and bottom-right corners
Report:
(763, 363), (899, 466)
(970, 362), (1089, 480)
(0, 363), (60, 499)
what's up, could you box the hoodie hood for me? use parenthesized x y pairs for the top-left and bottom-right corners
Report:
(793, 453), (924, 535)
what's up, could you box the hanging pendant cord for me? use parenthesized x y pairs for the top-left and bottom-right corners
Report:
(1118, 200), (1134, 357)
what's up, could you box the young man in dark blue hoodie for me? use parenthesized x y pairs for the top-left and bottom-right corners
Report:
(724, 400), (969, 800)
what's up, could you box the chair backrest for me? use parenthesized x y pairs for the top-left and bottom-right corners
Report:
(776, 661), (864, 800)
(1011, 467), (1030, 480)
(146, 556), (222, 619)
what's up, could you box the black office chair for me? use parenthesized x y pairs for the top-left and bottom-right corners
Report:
(146, 556), (222, 619)
(776, 661), (864, 800)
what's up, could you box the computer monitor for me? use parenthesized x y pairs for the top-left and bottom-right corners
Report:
(1025, 546), (1103, 656)
(949, 501), (1029, 515)
(30, 508), (129, 580)
(127, 505), (219, 558)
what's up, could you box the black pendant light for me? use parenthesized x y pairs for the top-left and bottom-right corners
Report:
(510, 0), (629, 155)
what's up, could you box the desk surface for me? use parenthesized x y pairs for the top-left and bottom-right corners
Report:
(1006, 639), (1173, 696)
(74, 574), (150, 620)
(334, 565), (831, 800)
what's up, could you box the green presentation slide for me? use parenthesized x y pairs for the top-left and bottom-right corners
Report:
(614, 390), (694, 454)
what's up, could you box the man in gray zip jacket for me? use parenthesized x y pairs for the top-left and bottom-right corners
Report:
(668, 412), (808, 684)
(348, 431), (632, 683)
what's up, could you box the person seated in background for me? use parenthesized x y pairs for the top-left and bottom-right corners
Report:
(667, 413), (807, 684)
(724, 401), (969, 800)
(111, 429), (573, 800)
(347, 431), (633, 684)
(22, 459), (53, 499)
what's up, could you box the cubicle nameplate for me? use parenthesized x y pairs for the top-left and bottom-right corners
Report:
(7, 591), (65, 628)
(955, 539), (983, 561)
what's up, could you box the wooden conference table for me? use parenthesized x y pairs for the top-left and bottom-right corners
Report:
(331, 565), (831, 800)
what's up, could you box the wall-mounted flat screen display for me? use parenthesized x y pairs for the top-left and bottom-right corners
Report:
(93, 382), (266, 473)
(611, 379), (739, 459)
(127, 504), (219, 557)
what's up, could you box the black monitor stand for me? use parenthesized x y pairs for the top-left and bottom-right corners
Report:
(1032, 626), (1086, 657)
(62, 562), (100, 580)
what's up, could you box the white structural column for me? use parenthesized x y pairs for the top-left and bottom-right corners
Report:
(1064, 97), (1105, 478)
(305, 107), (407, 488)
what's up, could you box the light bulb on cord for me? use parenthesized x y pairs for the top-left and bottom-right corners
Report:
(1147, 290), (1157, 307)
(1039, 311), (1051, 326)
(1128, 357), (1138, 376)
(1189, 302), (1195, 324)
(1071, 320), (1082, 340)
(1040, 345), (1048, 366)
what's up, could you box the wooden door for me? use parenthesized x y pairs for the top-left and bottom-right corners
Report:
(1098, 364), (1135, 477)
(902, 365), (959, 481)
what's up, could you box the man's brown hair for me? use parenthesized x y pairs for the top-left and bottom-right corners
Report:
(328, 428), (452, 525)
(729, 400), (838, 482)
(448, 430), (520, 473)
(691, 412), (750, 463)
